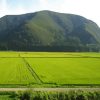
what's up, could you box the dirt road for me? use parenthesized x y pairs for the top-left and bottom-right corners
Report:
(0, 88), (100, 92)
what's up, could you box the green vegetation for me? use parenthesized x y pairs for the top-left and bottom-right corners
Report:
(26, 58), (100, 85)
(0, 52), (100, 87)
(0, 58), (36, 85)
(1, 90), (100, 100)
(0, 11), (100, 51)
(0, 91), (15, 100)
(0, 95), (12, 100)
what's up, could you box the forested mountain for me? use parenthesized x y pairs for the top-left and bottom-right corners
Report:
(0, 10), (100, 51)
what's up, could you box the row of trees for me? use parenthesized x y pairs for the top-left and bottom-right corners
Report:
(0, 36), (100, 52)
(0, 43), (100, 52)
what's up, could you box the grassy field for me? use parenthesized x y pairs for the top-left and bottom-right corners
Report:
(0, 52), (100, 87)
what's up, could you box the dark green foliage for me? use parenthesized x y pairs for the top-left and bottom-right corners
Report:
(12, 90), (100, 100)
(75, 91), (86, 100)
(1, 90), (100, 100)
(0, 10), (100, 51)
(17, 91), (32, 100)
(19, 92), (30, 100)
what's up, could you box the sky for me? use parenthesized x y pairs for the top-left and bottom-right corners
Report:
(0, 0), (100, 26)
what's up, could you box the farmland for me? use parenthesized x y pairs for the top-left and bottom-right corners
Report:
(0, 52), (100, 87)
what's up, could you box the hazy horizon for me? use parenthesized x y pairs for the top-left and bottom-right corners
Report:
(0, 0), (100, 26)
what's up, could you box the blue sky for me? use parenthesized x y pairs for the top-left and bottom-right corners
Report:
(0, 0), (100, 26)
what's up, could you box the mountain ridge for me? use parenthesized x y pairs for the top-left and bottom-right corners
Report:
(0, 10), (100, 51)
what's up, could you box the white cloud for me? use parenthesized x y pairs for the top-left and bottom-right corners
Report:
(0, 0), (100, 26)
(37, 0), (49, 10)
(0, 0), (8, 16)
(39, 0), (48, 4)
(11, 5), (26, 15)
(45, 0), (100, 26)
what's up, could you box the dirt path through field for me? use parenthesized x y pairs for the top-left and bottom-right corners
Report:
(0, 88), (100, 92)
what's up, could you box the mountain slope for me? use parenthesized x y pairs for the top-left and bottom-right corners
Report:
(0, 10), (100, 51)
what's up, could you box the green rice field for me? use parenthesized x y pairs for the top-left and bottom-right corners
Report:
(0, 52), (100, 87)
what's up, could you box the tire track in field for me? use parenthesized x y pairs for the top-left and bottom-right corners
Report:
(20, 55), (43, 84)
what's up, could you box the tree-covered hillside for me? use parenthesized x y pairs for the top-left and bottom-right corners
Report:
(0, 10), (100, 51)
